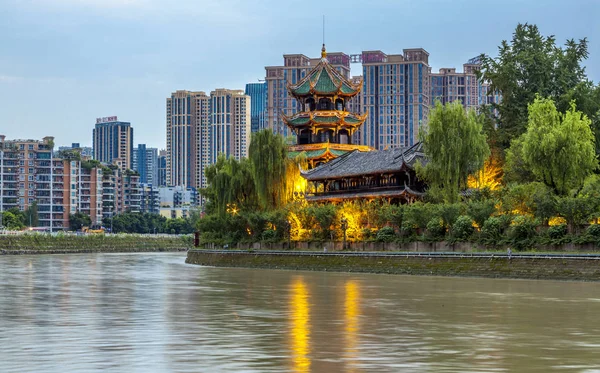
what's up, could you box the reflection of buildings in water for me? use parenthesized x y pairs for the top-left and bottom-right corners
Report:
(344, 281), (361, 371)
(289, 277), (311, 373)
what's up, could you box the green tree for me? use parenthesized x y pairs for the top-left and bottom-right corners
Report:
(1, 211), (25, 230)
(418, 101), (490, 203)
(517, 97), (597, 195)
(248, 129), (288, 210)
(69, 212), (92, 231)
(24, 201), (38, 227)
(479, 23), (591, 147)
(202, 155), (257, 216)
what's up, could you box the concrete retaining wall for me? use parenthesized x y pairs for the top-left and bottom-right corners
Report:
(186, 250), (600, 281)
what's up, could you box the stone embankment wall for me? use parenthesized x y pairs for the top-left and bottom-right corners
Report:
(186, 250), (600, 281)
(203, 241), (598, 252)
(0, 235), (192, 255)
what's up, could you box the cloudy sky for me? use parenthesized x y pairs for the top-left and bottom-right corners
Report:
(1, 0), (598, 149)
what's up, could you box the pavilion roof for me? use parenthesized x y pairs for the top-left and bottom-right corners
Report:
(300, 142), (427, 181)
(287, 47), (361, 98)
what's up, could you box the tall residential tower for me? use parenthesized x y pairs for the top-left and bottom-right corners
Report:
(92, 116), (133, 169)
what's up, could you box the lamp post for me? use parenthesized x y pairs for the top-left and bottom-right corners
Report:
(340, 217), (348, 250)
(287, 220), (292, 250)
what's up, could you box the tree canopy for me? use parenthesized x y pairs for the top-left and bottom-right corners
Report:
(479, 23), (595, 148)
(69, 212), (92, 231)
(248, 129), (288, 210)
(507, 96), (597, 195)
(418, 100), (490, 203)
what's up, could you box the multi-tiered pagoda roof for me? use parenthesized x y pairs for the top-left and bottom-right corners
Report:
(284, 45), (371, 168)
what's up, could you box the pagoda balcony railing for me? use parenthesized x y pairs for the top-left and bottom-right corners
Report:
(306, 183), (422, 197)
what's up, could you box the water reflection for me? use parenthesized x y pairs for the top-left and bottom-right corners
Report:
(344, 281), (360, 372)
(289, 277), (311, 372)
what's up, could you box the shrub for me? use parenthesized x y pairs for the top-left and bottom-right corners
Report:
(587, 224), (600, 238)
(426, 218), (445, 240)
(481, 216), (503, 243)
(376, 226), (396, 242)
(547, 224), (567, 240)
(509, 215), (538, 250)
(261, 229), (277, 242)
(466, 200), (496, 229)
(452, 215), (475, 241)
(361, 228), (375, 241)
(438, 203), (462, 230)
(404, 202), (438, 231)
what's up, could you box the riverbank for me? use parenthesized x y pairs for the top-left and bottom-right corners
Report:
(186, 249), (600, 281)
(0, 234), (192, 255)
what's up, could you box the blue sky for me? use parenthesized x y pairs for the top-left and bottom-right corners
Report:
(1, 0), (598, 149)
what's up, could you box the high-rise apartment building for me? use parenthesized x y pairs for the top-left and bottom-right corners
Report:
(359, 49), (431, 150)
(0, 136), (103, 231)
(101, 160), (141, 221)
(92, 116), (133, 169)
(208, 89), (250, 164)
(132, 144), (158, 186)
(0, 136), (55, 214)
(245, 82), (267, 133)
(166, 91), (204, 188)
(157, 149), (167, 187)
(265, 52), (351, 138)
(139, 183), (160, 214)
(166, 89), (250, 192)
(430, 58), (482, 110)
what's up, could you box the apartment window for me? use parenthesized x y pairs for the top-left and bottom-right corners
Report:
(28, 168), (33, 174)
(28, 144), (34, 150)
(19, 160), (24, 166)
(28, 160), (34, 166)
(28, 175), (33, 181)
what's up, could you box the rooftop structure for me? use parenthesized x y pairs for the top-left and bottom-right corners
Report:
(284, 45), (371, 168)
(300, 142), (427, 203)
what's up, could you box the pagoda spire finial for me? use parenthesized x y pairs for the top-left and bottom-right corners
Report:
(321, 43), (327, 59)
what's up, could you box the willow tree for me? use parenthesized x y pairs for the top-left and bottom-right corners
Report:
(515, 96), (597, 195)
(418, 100), (490, 203)
(248, 129), (288, 210)
(202, 154), (257, 216)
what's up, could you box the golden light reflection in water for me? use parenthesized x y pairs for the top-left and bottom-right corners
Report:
(289, 278), (311, 373)
(345, 281), (361, 371)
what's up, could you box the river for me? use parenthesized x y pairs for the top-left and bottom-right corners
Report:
(1, 252), (599, 372)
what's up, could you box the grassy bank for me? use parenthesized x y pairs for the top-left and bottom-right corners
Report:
(0, 234), (193, 254)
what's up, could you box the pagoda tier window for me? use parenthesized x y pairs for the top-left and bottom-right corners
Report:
(306, 98), (316, 111)
(339, 129), (350, 144)
(298, 129), (312, 145)
(318, 98), (332, 110)
(320, 130), (334, 143)
(335, 98), (344, 111)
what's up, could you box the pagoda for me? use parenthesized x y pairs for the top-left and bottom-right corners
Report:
(284, 45), (371, 168)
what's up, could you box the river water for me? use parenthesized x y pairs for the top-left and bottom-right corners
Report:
(1, 253), (600, 372)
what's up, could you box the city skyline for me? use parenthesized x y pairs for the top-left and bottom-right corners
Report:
(1, 0), (598, 149)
